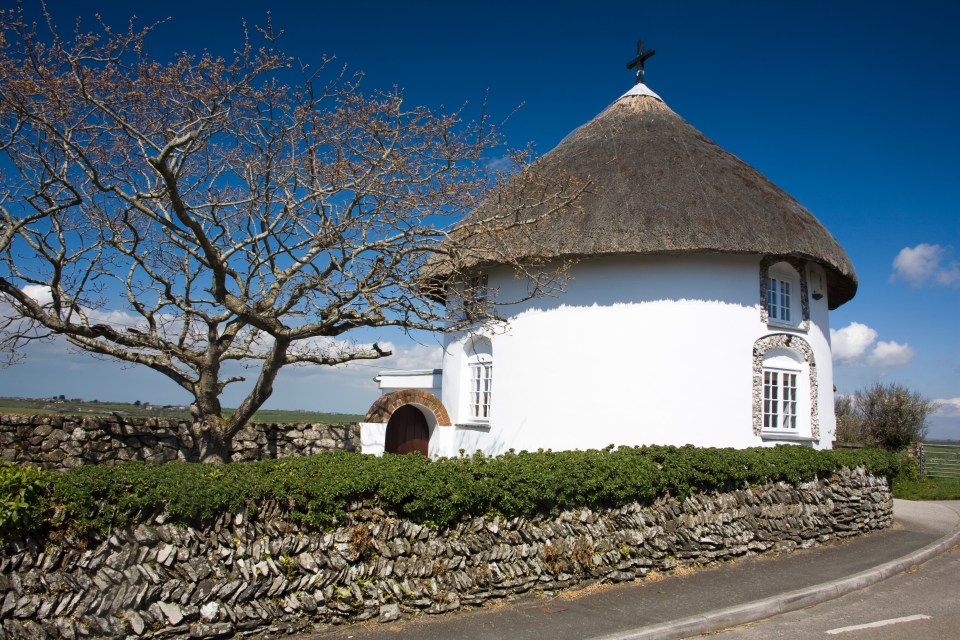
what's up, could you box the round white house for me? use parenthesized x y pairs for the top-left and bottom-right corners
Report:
(360, 80), (857, 457)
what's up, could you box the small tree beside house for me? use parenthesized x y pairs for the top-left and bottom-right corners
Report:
(835, 383), (937, 451)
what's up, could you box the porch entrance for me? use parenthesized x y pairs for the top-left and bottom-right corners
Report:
(384, 404), (429, 455)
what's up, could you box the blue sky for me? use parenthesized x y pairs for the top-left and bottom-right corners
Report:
(1, 1), (958, 437)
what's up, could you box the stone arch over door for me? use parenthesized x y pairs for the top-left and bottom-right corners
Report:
(384, 405), (430, 455)
(364, 389), (452, 426)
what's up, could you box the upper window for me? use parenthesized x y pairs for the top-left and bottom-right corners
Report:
(767, 276), (792, 323)
(469, 274), (489, 303)
(765, 263), (801, 328)
(462, 273), (489, 321)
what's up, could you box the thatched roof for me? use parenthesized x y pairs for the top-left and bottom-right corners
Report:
(432, 84), (857, 309)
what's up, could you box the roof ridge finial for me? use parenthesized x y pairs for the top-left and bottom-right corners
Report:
(626, 39), (656, 85)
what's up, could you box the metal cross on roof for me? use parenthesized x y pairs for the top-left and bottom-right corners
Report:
(626, 39), (656, 85)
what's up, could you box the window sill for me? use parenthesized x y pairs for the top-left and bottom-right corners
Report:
(760, 431), (816, 442)
(456, 421), (492, 430)
(766, 320), (809, 333)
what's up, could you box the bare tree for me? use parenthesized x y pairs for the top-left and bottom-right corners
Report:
(834, 394), (866, 445)
(0, 10), (582, 462)
(855, 383), (937, 451)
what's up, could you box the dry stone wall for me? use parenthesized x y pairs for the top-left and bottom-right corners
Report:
(0, 414), (358, 468)
(0, 467), (892, 639)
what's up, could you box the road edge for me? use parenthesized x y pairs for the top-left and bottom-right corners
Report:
(592, 501), (960, 640)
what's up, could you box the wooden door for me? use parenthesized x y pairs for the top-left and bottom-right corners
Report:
(385, 405), (429, 455)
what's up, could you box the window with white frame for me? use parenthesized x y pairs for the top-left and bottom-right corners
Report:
(768, 276), (791, 322)
(766, 264), (800, 326)
(759, 346), (809, 435)
(461, 273), (488, 320)
(754, 339), (818, 440)
(469, 274), (488, 303)
(469, 360), (492, 420)
(763, 368), (797, 430)
(464, 337), (493, 423)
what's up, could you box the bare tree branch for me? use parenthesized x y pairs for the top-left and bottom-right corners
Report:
(0, 7), (582, 462)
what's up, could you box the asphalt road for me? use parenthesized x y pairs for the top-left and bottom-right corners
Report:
(689, 543), (960, 640)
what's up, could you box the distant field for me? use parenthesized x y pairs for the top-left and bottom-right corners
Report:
(893, 476), (960, 501)
(0, 397), (362, 424)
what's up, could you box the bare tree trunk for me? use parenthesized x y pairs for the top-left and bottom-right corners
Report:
(191, 369), (230, 464)
(193, 416), (231, 464)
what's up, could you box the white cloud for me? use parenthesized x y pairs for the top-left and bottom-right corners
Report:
(21, 285), (52, 306)
(891, 243), (960, 287)
(934, 398), (960, 418)
(86, 308), (143, 328)
(0, 291), (442, 412)
(378, 342), (443, 371)
(485, 155), (515, 172)
(866, 340), (915, 367)
(16, 285), (147, 331)
(830, 322), (878, 363)
(831, 322), (914, 367)
(276, 338), (442, 387)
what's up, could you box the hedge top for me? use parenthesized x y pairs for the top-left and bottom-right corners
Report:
(1, 445), (899, 541)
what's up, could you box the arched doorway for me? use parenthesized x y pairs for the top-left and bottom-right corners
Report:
(385, 405), (429, 455)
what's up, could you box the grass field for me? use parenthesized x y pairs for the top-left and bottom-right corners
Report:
(0, 396), (362, 424)
(893, 476), (960, 501)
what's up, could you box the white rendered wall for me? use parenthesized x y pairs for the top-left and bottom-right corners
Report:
(360, 422), (388, 456)
(806, 263), (837, 444)
(436, 254), (836, 457)
(375, 370), (442, 397)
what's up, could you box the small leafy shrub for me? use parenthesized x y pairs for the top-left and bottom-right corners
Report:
(894, 450), (920, 482)
(858, 384), (937, 451)
(0, 462), (52, 540)
(278, 554), (297, 580)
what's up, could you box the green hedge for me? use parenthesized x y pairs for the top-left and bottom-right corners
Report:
(2, 445), (899, 540)
(0, 462), (51, 539)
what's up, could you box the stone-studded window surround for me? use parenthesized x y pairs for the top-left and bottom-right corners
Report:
(752, 333), (819, 441)
(759, 256), (810, 333)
